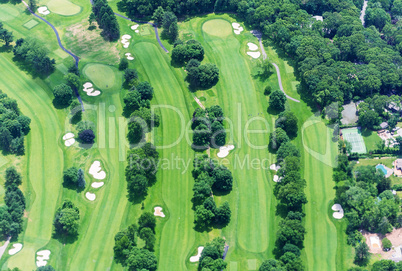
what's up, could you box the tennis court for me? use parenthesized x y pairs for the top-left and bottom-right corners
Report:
(342, 128), (367, 154)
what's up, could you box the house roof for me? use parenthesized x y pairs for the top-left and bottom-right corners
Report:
(396, 159), (402, 169)
(380, 122), (389, 129)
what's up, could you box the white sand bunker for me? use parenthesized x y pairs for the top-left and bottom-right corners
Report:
(63, 132), (75, 147)
(270, 164), (281, 171)
(125, 53), (134, 60)
(190, 246), (204, 262)
(154, 207), (165, 218)
(89, 161), (106, 180)
(121, 34), (132, 48)
(85, 192), (96, 201)
(247, 42), (258, 51)
(36, 250), (50, 267)
(135, 30), (139, 33)
(131, 24), (139, 30)
(8, 243), (22, 255)
(232, 22), (244, 35)
(38, 6), (50, 15)
(217, 145), (235, 158)
(332, 204), (344, 219)
(83, 82), (101, 97)
(247, 51), (261, 59)
(91, 182), (104, 188)
(273, 175), (279, 182)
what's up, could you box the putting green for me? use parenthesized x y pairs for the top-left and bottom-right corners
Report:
(0, 5), (19, 21)
(83, 64), (116, 90)
(202, 19), (232, 37)
(47, 0), (81, 16)
(23, 19), (39, 29)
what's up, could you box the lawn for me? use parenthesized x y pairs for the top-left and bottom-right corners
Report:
(46, 0), (82, 16)
(362, 129), (382, 152)
(0, 1), (357, 269)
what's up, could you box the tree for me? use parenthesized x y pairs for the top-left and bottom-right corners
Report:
(216, 201), (231, 225)
(186, 59), (200, 70)
(254, 59), (274, 79)
(53, 200), (80, 237)
(10, 137), (24, 155)
(5, 167), (22, 188)
(136, 81), (154, 100)
(123, 90), (146, 116)
(269, 127), (289, 150)
(264, 86), (272, 96)
(259, 259), (285, 271)
(269, 90), (287, 111)
(119, 57), (129, 71)
(78, 129), (95, 144)
(358, 109), (380, 129)
(139, 227), (155, 251)
(275, 111), (298, 137)
(171, 40), (205, 66)
(0, 30), (13, 47)
(124, 69), (138, 87)
(126, 248), (157, 271)
(212, 166), (233, 192)
(28, 0), (37, 12)
(392, 0), (402, 15)
(372, 260), (396, 271)
(276, 218), (306, 247)
(0, 127), (12, 152)
(113, 224), (137, 264)
(17, 115), (31, 135)
(162, 11), (178, 42)
(354, 242), (370, 266)
(195, 204), (215, 225)
(64, 73), (80, 91)
(53, 84), (73, 107)
(187, 63), (220, 89)
(365, 7), (391, 30)
(63, 167), (78, 186)
(210, 121), (226, 147)
(127, 174), (148, 200)
(138, 212), (156, 233)
(277, 142), (300, 162)
(88, 12), (96, 26)
(152, 6), (164, 27)
(193, 178), (212, 203)
(168, 21), (179, 42)
(382, 238), (392, 251)
(193, 123), (211, 150)
(70, 100), (82, 123)
(77, 169), (86, 189)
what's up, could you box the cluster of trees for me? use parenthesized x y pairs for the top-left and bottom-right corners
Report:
(357, 95), (401, 130)
(198, 237), (227, 270)
(269, 110), (298, 150)
(121, 67), (159, 144)
(0, 90), (31, 155)
(113, 212), (157, 270)
(191, 105), (226, 150)
(0, 22), (13, 46)
(161, 10), (178, 42)
(91, 0), (120, 41)
(192, 155), (232, 229)
(125, 143), (159, 202)
(332, 153), (401, 266)
(171, 39), (204, 66)
(53, 200), (80, 239)
(13, 38), (55, 75)
(63, 167), (86, 191)
(0, 167), (26, 239)
(269, 90), (287, 111)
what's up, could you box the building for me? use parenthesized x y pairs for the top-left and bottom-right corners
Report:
(395, 159), (402, 171)
(380, 122), (389, 129)
(387, 102), (401, 113)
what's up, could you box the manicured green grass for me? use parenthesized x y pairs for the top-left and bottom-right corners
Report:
(46, 0), (82, 16)
(0, 53), (64, 271)
(202, 19), (233, 37)
(362, 129), (382, 151)
(133, 42), (196, 270)
(0, 5), (20, 21)
(82, 63), (117, 90)
(23, 19), (39, 29)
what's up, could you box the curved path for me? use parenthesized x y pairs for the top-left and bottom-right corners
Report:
(20, 1), (89, 110)
(251, 30), (300, 103)
(88, 0), (168, 53)
(360, 0), (368, 26)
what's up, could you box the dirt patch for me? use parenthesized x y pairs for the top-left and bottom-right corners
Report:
(65, 20), (119, 64)
(23, 210), (32, 222)
(363, 228), (402, 259)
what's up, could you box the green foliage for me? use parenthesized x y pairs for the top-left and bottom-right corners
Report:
(152, 6), (164, 26)
(77, 169), (86, 189)
(275, 111), (298, 138)
(53, 84), (73, 107)
(13, 38), (55, 75)
(269, 127), (289, 150)
(139, 227), (155, 251)
(37, 266), (55, 271)
(119, 57), (129, 71)
(136, 81), (154, 100)
(28, 0), (37, 12)
(126, 174), (148, 200)
(5, 167), (22, 188)
(187, 63), (219, 89)
(264, 85), (272, 96)
(171, 39), (205, 66)
(92, 0), (120, 41)
(138, 212), (156, 233)
(126, 248), (157, 271)
(199, 237), (227, 270)
(123, 69), (138, 87)
(162, 11), (178, 42)
(63, 167), (78, 187)
(365, 7), (391, 30)
(0, 24), (13, 46)
(259, 259), (285, 271)
(78, 129), (95, 144)
(381, 238), (392, 251)
(354, 242), (370, 266)
(277, 142), (300, 163)
(53, 200), (80, 237)
(269, 90), (287, 111)
(64, 73), (80, 91)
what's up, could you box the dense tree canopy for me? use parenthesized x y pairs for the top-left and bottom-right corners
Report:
(92, 0), (120, 41)
(53, 200), (80, 237)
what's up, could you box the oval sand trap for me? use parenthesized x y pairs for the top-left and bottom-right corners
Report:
(47, 0), (81, 16)
(83, 64), (116, 90)
(190, 246), (204, 262)
(9, 243), (23, 255)
(202, 19), (232, 37)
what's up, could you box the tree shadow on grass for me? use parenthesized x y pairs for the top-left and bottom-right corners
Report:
(53, 232), (79, 245)
(267, 106), (283, 116)
(0, 45), (12, 53)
